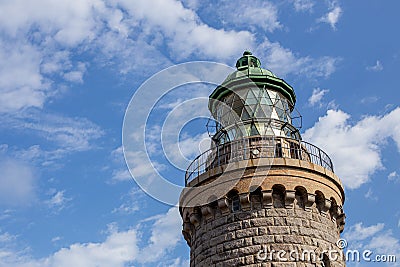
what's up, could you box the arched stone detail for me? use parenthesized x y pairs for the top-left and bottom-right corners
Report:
(249, 186), (263, 210)
(239, 193), (251, 211)
(285, 190), (296, 208)
(315, 190), (331, 215)
(272, 184), (286, 208)
(305, 193), (316, 211)
(217, 196), (230, 215)
(201, 205), (213, 221)
(182, 221), (193, 246)
(295, 186), (307, 210)
(329, 197), (339, 221)
(261, 189), (273, 208)
(336, 207), (346, 233)
(189, 207), (202, 228)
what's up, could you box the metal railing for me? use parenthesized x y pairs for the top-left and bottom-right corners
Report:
(185, 136), (333, 186)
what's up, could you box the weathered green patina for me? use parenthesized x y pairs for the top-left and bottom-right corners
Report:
(209, 51), (296, 112)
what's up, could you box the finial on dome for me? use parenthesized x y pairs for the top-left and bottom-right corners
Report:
(236, 51), (260, 70)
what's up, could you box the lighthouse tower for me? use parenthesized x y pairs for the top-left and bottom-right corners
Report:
(179, 52), (346, 267)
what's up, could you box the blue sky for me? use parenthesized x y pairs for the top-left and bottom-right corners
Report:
(0, 0), (399, 266)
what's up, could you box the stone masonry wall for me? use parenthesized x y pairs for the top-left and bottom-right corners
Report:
(187, 203), (345, 267)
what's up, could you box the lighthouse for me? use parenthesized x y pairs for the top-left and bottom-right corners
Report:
(179, 52), (346, 267)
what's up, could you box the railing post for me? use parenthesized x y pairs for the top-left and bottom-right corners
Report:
(318, 148), (323, 167)
(298, 140), (302, 160)
(243, 138), (247, 160)
(217, 144), (220, 166)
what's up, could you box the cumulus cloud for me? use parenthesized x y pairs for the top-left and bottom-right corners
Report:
(0, 0), (256, 117)
(303, 107), (400, 189)
(0, 41), (48, 113)
(255, 39), (339, 78)
(0, 0), (341, 115)
(42, 229), (138, 267)
(137, 207), (182, 263)
(116, 0), (254, 60)
(0, 207), (183, 267)
(0, 0), (103, 113)
(308, 88), (329, 106)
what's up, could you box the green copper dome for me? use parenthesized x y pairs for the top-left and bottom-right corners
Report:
(209, 51), (296, 111)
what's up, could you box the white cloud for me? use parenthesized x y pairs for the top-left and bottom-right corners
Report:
(318, 3), (342, 30)
(0, 157), (36, 206)
(63, 62), (87, 83)
(369, 231), (400, 258)
(165, 257), (191, 267)
(0, 0), (102, 45)
(45, 190), (72, 212)
(44, 228), (138, 267)
(344, 222), (385, 242)
(112, 188), (143, 215)
(108, 146), (133, 183)
(255, 39), (339, 78)
(0, 0), (104, 114)
(388, 171), (399, 183)
(116, 0), (254, 61)
(123, 150), (166, 185)
(303, 107), (400, 189)
(292, 0), (314, 12)
(110, 169), (131, 183)
(0, 0), (342, 115)
(0, 41), (49, 113)
(1, 111), (104, 152)
(308, 88), (329, 106)
(212, 1), (281, 32)
(0, 207), (184, 267)
(367, 60), (384, 72)
(137, 207), (182, 263)
(361, 96), (379, 104)
(364, 188), (378, 201)
(0, 232), (17, 244)
(0, 210), (13, 221)
(0, 0), (258, 116)
(344, 223), (400, 266)
(51, 236), (62, 243)
(12, 145), (65, 169)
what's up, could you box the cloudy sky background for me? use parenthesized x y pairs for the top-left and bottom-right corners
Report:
(0, 0), (399, 266)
